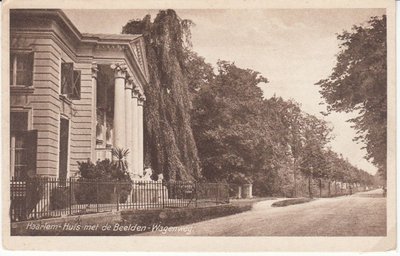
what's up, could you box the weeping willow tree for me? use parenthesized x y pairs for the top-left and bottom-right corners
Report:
(122, 10), (201, 181)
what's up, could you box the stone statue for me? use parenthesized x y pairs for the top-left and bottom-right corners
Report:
(143, 167), (153, 181)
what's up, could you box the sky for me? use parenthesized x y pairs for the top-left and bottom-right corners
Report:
(64, 8), (386, 174)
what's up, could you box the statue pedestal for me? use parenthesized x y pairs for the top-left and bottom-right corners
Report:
(127, 180), (168, 206)
(242, 184), (253, 199)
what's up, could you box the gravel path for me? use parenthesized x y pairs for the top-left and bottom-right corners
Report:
(140, 189), (386, 236)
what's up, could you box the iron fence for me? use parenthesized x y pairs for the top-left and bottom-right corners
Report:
(10, 177), (230, 222)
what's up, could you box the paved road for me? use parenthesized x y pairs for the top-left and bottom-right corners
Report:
(141, 189), (386, 236)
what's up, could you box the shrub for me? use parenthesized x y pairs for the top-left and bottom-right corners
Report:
(11, 177), (46, 221)
(271, 198), (314, 207)
(74, 181), (116, 204)
(24, 178), (48, 217)
(75, 153), (132, 205)
(50, 186), (75, 210)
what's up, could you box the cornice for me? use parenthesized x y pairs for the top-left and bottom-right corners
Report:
(11, 9), (149, 94)
(10, 9), (82, 43)
(94, 44), (129, 50)
(10, 30), (81, 63)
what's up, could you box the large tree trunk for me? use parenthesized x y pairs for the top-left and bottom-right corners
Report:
(293, 159), (297, 197)
(319, 178), (322, 198)
(335, 180), (337, 195)
(328, 179), (331, 197)
(123, 10), (202, 181)
(308, 175), (313, 199)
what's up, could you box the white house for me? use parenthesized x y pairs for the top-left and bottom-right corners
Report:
(10, 9), (149, 180)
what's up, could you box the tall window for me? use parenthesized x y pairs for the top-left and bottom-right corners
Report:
(10, 112), (37, 179)
(61, 62), (81, 100)
(10, 52), (34, 86)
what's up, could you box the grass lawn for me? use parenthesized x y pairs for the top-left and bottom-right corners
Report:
(271, 198), (314, 207)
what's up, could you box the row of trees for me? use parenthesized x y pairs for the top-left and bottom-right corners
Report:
(188, 56), (376, 197)
(123, 10), (385, 197)
(316, 15), (387, 180)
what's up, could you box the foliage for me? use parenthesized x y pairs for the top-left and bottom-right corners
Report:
(123, 9), (201, 181)
(227, 172), (253, 185)
(121, 9), (379, 196)
(50, 186), (75, 210)
(189, 57), (376, 196)
(316, 15), (387, 179)
(25, 178), (46, 218)
(191, 61), (269, 183)
(184, 50), (215, 103)
(111, 147), (129, 172)
(77, 158), (131, 181)
(298, 114), (333, 179)
(73, 180), (131, 205)
(75, 152), (132, 204)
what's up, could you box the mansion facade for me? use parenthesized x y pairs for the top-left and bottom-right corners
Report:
(10, 9), (149, 180)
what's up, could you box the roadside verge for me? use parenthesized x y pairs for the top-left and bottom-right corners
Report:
(271, 198), (314, 207)
(11, 203), (253, 236)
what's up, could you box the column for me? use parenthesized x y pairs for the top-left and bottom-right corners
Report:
(125, 78), (133, 174)
(110, 63), (127, 149)
(248, 183), (253, 198)
(137, 94), (146, 177)
(131, 86), (139, 178)
(91, 63), (98, 161)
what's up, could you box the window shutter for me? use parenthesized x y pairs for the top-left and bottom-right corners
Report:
(23, 130), (38, 178)
(61, 63), (74, 95)
(27, 52), (34, 86)
(70, 70), (81, 100)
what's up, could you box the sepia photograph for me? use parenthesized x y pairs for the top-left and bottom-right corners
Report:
(2, 0), (396, 252)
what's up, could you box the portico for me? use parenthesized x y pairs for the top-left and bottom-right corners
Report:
(95, 61), (147, 178)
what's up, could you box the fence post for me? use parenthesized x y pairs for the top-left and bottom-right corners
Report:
(161, 181), (165, 208)
(32, 178), (36, 219)
(195, 182), (198, 207)
(227, 184), (230, 203)
(69, 177), (72, 215)
(116, 184), (119, 211)
(34, 178), (38, 219)
(96, 181), (99, 212)
(10, 177), (12, 222)
(216, 184), (218, 205)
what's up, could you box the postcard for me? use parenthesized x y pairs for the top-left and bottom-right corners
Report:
(2, 0), (396, 252)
